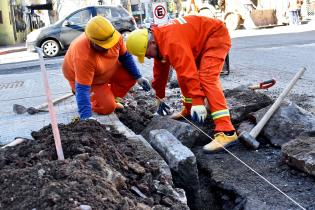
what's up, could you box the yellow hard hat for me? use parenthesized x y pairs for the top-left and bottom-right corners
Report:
(126, 29), (148, 63)
(85, 16), (120, 49)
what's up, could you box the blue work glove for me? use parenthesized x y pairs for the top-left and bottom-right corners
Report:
(191, 105), (207, 123)
(75, 82), (92, 119)
(156, 99), (171, 116)
(137, 77), (151, 91)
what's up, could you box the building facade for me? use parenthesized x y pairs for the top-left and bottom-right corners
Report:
(0, 0), (27, 45)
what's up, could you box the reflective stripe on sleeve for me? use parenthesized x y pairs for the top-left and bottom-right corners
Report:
(177, 17), (187, 24)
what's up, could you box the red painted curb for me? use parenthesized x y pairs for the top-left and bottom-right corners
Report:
(0, 47), (27, 55)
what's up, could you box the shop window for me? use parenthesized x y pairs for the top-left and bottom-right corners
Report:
(0, 11), (3, 24)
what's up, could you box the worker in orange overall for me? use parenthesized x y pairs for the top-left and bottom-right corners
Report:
(126, 15), (237, 153)
(63, 16), (150, 120)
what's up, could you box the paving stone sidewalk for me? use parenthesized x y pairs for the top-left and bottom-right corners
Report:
(0, 67), (133, 145)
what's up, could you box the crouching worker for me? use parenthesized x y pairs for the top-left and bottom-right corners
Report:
(126, 15), (237, 153)
(62, 16), (150, 120)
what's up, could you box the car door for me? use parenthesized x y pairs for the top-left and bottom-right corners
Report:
(96, 7), (121, 31)
(59, 8), (94, 48)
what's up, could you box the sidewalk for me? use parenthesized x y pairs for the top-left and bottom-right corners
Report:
(0, 68), (137, 145)
(0, 43), (26, 55)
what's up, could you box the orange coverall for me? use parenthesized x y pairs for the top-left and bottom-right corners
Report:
(63, 34), (136, 114)
(151, 15), (234, 131)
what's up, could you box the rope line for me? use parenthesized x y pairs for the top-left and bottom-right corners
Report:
(179, 113), (305, 210)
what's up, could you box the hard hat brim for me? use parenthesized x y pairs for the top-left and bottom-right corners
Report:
(91, 30), (120, 49)
(137, 56), (145, 63)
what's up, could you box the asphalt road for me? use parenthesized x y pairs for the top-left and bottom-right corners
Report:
(226, 29), (315, 114)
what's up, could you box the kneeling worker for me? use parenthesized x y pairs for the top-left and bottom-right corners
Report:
(126, 15), (237, 153)
(62, 16), (150, 120)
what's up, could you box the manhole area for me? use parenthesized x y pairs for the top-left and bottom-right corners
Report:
(0, 80), (24, 90)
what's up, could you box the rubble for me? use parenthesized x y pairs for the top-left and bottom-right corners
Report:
(148, 129), (201, 209)
(250, 102), (315, 146)
(224, 86), (273, 123)
(141, 116), (202, 148)
(2, 85), (315, 209)
(194, 144), (315, 210)
(118, 88), (315, 210)
(282, 131), (315, 176)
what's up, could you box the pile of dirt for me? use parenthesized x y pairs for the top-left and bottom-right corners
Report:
(116, 92), (157, 134)
(0, 120), (187, 209)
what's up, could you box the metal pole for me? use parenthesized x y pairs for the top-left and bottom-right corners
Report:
(250, 67), (307, 138)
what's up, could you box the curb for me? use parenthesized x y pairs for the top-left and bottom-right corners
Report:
(0, 47), (27, 55)
(0, 57), (64, 73)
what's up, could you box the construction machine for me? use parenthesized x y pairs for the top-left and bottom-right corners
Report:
(217, 0), (289, 30)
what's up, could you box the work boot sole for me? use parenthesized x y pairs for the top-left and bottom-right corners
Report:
(202, 140), (238, 154)
(115, 103), (124, 110)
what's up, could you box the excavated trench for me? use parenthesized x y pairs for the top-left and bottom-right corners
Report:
(1, 84), (313, 209)
(116, 86), (315, 210)
(116, 90), (243, 210)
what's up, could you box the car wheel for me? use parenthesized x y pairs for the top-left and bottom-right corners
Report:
(41, 39), (60, 57)
(121, 31), (131, 42)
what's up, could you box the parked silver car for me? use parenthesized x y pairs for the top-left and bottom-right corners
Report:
(26, 5), (137, 57)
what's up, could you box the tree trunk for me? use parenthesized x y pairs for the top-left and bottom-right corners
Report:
(121, 0), (132, 13)
(46, 0), (59, 24)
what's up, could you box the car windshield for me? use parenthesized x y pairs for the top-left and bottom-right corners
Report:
(67, 9), (92, 25)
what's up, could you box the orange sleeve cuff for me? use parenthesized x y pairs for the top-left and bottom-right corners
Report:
(192, 97), (204, 106)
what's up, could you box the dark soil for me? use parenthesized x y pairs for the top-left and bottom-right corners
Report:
(0, 120), (187, 210)
(195, 144), (315, 210)
(116, 87), (315, 210)
(116, 91), (157, 134)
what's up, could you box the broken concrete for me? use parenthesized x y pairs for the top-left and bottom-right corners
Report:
(141, 116), (203, 148)
(250, 102), (315, 146)
(117, 87), (315, 209)
(148, 129), (202, 210)
(224, 86), (273, 123)
(282, 131), (315, 176)
(194, 144), (315, 210)
(237, 120), (255, 134)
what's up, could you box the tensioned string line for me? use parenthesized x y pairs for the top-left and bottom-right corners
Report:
(154, 94), (305, 210)
(178, 112), (305, 210)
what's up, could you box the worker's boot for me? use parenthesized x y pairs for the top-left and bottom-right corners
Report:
(115, 102), (124, 110)
(170, 107), (189, 119)
(115, 97), (124, 110)
(203, 131), (238, 153)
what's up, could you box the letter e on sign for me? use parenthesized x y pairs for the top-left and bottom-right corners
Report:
(155, 6), (166, 19)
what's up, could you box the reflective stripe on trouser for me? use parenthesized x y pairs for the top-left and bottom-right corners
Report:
(68, 65), (136, 115)
(198, 56), (235, 132)
(181, 96), (192, 114)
